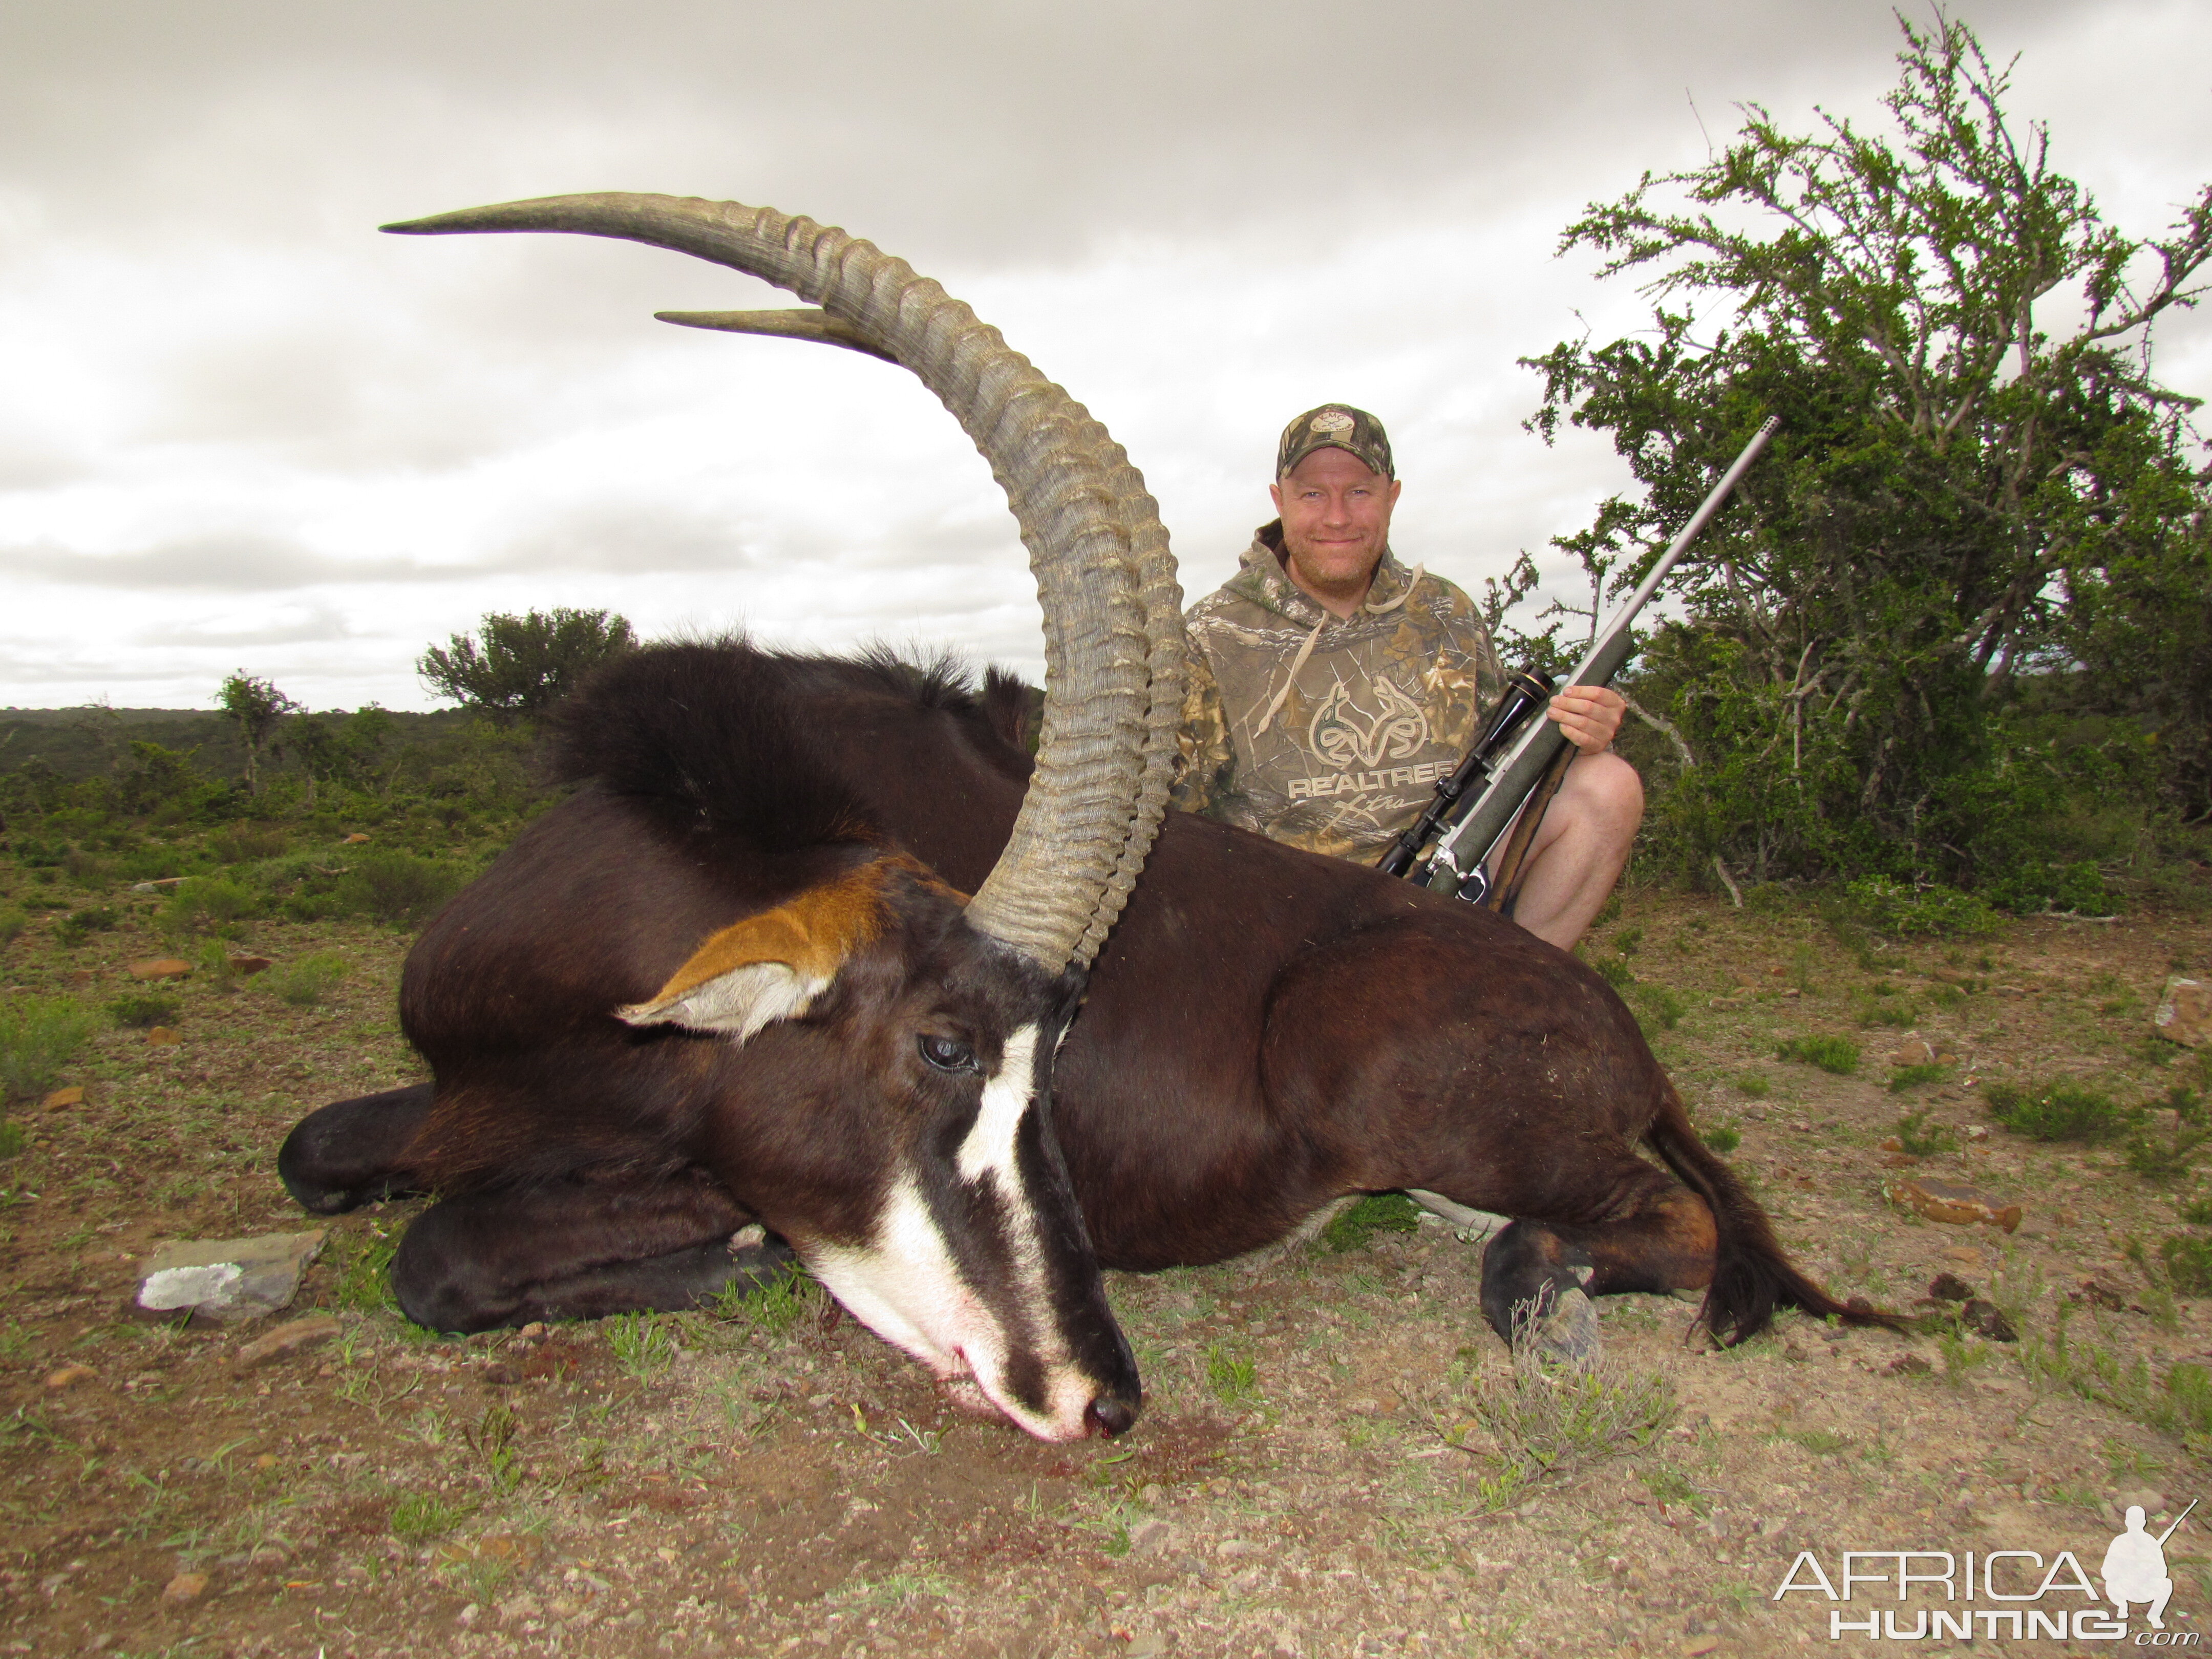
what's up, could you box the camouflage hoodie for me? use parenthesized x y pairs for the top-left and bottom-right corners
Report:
(1171, 522), (1506, 862)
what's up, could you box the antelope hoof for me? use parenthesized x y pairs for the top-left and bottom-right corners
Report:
(1526, 1286), (1602, 1369)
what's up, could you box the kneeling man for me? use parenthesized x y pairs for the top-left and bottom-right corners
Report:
(1171, 403), (1642, 951)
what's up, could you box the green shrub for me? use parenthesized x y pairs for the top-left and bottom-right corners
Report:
(0, 1120), (25, 1158)
(1888, 1064), (1950, 1092)
(338, 852), (464, 928)
(161, 877), (260, 937)
(1592, 956), (1635, 989)
(1323, 1194), (1422, 1253)
(109, 993), (181, 1030)
(1894, 1109), (1959, 1155)
(2179, 1195), (2212, 1226)
(1842, 878), (2001, 939)
(1634, 985), (1686, 1032)
(1776, 1035), (1860, 1075)
(0, 906), (24, 945)
(0, 996), (96, 1100)
(1701, 1120), (1742, 1154)
(51, 907), (119, 947)
(1856, 996), (1918, 1029)
(1985, 1080), (2137, 1143)
(2162, 1235), (2212, 1297)
(389, 1492), (475, 1543)
(268, 953), (350, 1008)
(1734, 1072), (1771, 1098)
(2127, 1125), (2210, 1184)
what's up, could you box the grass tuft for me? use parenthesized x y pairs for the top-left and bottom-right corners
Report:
(109, 993), (182, 1030)
(1204, 1343), (1259, 1407)
(606, 1310), (676, 1380)
(1894, 1109), (1959, 1156)
(1776, 1034), (1860, 1075)
(390, 1492), (476, 1542)
(1451, 1345), (1675, 1511)
(267, 952), (350, 1008)
(0, 996), (95, 1100)
(1323, 1194), (1422, 1253)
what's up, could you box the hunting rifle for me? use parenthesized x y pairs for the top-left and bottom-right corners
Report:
(1377, 417), (1780, 908)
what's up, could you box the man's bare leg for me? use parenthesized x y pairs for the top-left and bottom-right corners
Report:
(1491, 750), (1643, 951)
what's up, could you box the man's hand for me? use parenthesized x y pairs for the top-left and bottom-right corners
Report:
(1547, 685), (1626, 754)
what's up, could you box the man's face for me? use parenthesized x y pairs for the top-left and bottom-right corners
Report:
(1269, 447), (1402, 615)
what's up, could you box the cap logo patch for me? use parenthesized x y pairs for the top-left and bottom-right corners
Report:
(1311, 410), (1355, 435)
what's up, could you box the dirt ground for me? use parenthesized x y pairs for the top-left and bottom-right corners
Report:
(4, 870), (2209, 1657)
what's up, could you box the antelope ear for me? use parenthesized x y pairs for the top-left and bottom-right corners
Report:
(618, 958), (824, 1041)
(614, 866), (888, 1043)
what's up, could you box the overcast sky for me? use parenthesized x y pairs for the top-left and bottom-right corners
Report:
(3, 0), (2207, 712)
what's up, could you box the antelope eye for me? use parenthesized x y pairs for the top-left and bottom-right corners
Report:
(917, 1034), (979, 1073)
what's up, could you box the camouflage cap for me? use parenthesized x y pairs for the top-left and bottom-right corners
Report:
(1275, 403), (1393, 480)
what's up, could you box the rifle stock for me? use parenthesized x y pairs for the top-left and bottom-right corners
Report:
(1396, 416), (1780, 900)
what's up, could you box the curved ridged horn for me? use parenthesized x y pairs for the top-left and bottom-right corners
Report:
(382, 193), (1183, 973)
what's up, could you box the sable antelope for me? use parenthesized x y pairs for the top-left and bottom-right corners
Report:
(282, 194), (1882, 1444)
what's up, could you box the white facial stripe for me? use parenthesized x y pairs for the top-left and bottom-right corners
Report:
(958, 1023), (1040, 1186)
(807, 1025), (1100, 1442)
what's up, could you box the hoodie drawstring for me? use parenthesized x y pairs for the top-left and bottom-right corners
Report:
(1249, 564), (1424, 739)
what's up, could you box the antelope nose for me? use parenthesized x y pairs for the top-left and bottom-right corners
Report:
(1086, 1392), (1139, 1439)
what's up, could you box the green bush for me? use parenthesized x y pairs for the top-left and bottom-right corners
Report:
(52, 906), (119, 947)
(0, 996), (96, 1100)
(1634, 985), (1685, 1032)
(1592, 955), (1634, 989)
(336, 852), (464, 928)
(2127, 1125), (2210, 1184)
(1734, 1072), (1771, 1098)
(109, 994), (181, 1030)
(1841, 878), (2001, 939)
(207, 823), (290, 864)
(268, 953), (350, 1008)
(2163, 1236), (2212, 1296)
(161, 877), (260, 937)
(0, 906), (26, 945)
(1701, 1121), (1741, 1154)
(1894, 1109), (1959, 1155)
(1776, 1035), (1860, 1075)
(2180, 1196), (2212, 1226)
(1984, 1080), (2137, 1143)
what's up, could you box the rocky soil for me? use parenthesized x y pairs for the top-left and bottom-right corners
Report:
(3, 878), (2208, 1657)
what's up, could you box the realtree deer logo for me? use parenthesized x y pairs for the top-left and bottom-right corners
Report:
(1307, 678), (1430, 770)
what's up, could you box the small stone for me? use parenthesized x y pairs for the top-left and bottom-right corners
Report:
(1884, 1176), (2022, 1231)
(45, 1364), (96, 1391)
(1993, 984), (2028, 998)
(517, 1322), (547, 1339)
(1128, 1518), (1176, 1556)
(2076, 1272), (2128, 1311)
(136, 1231), (325, 1323)
(1965, 1125), (1989, 1141)
(1681, 1639), (1720, 1657)
(2155, 976), (2208, 1047)
(40, 1086), (83, 1113)
(1961, 1299), (2017, 1342)
(226, 955), (273, 976)
(1879, 1136), (1906, 1153)
(482, 1363), (522, 1386)
(1941, 1246), (1983, 1266)
(233, 1314), (343, 1368)
(341, 832), (372, 845)
(145, 1027), (181, 1046)
(130, 877), (187, 892)
(1927, 1273), (1974, 1302)
(253, 1454), (278, 1470)
(1708, 996), (1743, 1010)
(161, 1571), (209, 1604)
(1891, 1035), (1938, 1067)
(127, 958), (193, 981)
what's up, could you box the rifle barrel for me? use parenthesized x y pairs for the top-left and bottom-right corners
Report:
(1422, 416), (1779, 892)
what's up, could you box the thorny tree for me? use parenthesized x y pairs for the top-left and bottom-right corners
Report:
(417, 608), (636, 724)
(217, 672), (301, 797)
(1522, 15), (2212, 901)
